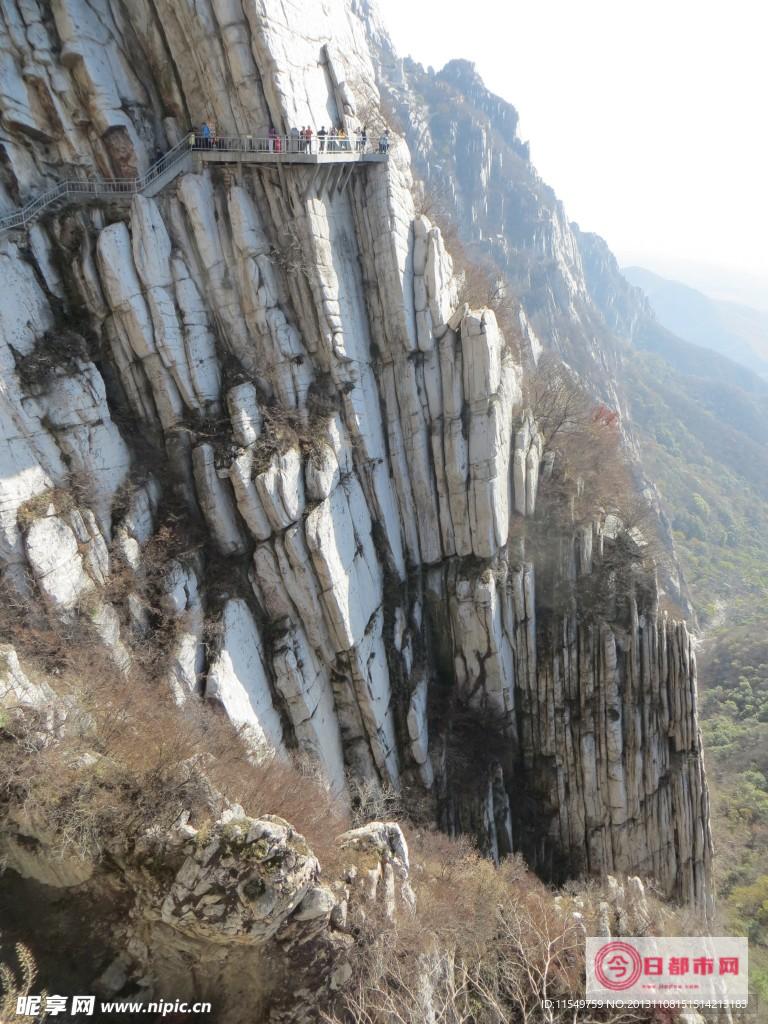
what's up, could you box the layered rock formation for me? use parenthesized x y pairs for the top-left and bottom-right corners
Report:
(363, 52), (632, 384)
(0, 0), (711, 946)
(0, 656), (414, 1021)
(365, 37), (695, 608)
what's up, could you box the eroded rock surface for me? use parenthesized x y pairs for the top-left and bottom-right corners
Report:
(0, 0), (711, 969)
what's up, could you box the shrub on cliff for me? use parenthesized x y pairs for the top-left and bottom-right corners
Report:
(0, 629), (349, 874)
(323, 832), (692, 1024)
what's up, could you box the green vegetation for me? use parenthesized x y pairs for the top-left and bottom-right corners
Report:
(626, 339), (768, 1001)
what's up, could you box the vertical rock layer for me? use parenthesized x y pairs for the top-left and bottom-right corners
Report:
(0, 0), (710, 908)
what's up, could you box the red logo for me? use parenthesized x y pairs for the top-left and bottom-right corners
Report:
(594, 941), (643, 990)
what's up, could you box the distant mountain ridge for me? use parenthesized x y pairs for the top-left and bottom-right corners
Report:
(366, 42), (768, 620)
(623, 266), (768, 379)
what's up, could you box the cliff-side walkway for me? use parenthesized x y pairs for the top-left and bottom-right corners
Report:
(0, 134), (387, 234)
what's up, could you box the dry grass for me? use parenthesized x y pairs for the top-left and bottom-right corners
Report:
(515, 356), (673, 623)
(12, 328), (88, 391)
(0, 942), (43, 1024)
(324, 828), (677, 1024)
(0, 620), (349, 875)
(16, 487), (76, 530)
(249, 388), (339, 476)
(0, 511), (193, 681)
(521, 355), (651, 530)
(454, 250), (523, 360)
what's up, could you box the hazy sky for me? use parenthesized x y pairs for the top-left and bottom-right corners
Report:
(382, 0), (767, 298)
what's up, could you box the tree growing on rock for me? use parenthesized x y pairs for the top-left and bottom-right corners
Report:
(520, 356), (671, 618)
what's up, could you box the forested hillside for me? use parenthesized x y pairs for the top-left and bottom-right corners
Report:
(625, 336), (768, 999)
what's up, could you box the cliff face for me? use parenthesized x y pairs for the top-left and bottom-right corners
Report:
(365, 51), (657, 394)
(369, 38), (700, 600)
(0, 0), (710, 951)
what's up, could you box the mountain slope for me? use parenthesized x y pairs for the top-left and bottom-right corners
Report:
(625, 340), (768, 1000)
(364, 35), (768, 997)
(624, 265), (768, 379)
(366, 46), (768, 610)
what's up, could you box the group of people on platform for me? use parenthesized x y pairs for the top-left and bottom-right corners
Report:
(194, 121), (390, 155)
(282, 125), (391, 153)
(316, 126), (391, 153)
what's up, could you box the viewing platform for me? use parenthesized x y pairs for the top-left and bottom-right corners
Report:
(194, 133), (388, 164)
(0, 133), (389, 234)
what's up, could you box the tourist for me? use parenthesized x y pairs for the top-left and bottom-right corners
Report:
(328, 126), (338, 152)
(378, 128), (390, 153)
(304, 125), (313, 153)
(318, 125), (327, 152)
(354, 128), (362, 151)
(200, 121), (210, 148)
(268, 126), (277, 152)
(338, 127), (349, 151)
(290, 125), (300, 152)
(361, 126), (368, 151)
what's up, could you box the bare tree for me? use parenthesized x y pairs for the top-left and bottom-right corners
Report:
(522, 355), (596, 452)
(321, 836), (658, 1024)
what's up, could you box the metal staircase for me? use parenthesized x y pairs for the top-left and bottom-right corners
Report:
(0, 135), (194, 234)
(0, 133), (388, 235)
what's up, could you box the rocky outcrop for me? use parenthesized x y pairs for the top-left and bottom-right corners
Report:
(0, 740), (408, 1021)
(364, 39), (698, 616)
(365, 53), (599, 368)
(0, 0), (711, 964)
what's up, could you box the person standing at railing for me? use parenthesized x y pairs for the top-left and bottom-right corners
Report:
(304, 126), (313, 153)
(318, 126), (327, 152)
(290, 125), (300, 152)
(328, 127), (338, 152)
(361, 126), (368, 152)
(378, 128), (390, 153)
(269, 126), (277, 152)
(200, 122), (211, 149)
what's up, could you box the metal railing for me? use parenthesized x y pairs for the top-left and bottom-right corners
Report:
(0, 134), (193, 233)
(0, 130), (390, 234)
(191, 133), (390, 156)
